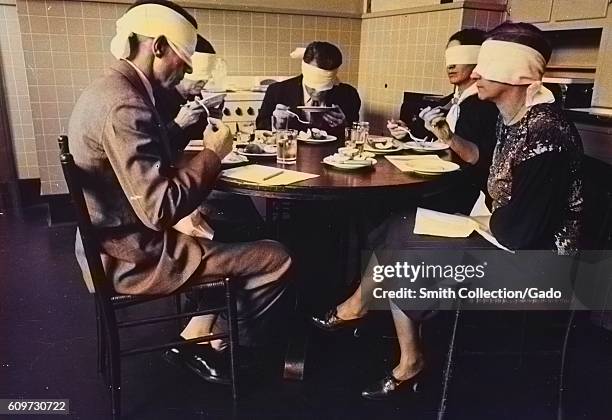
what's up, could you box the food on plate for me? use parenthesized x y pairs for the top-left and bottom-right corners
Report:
(310, 128), (327, 140)
(244, 143), (264, 154)
(328, 151), (375, 163)
(239, 143), (276, 154)
(254, 130), (275, 144)
(374, 138), (395, 149)
(338, 147), (359, 157)
(298, 128), (329, 140)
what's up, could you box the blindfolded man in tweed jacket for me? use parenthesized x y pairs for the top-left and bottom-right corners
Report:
(68, 0), (292, 384)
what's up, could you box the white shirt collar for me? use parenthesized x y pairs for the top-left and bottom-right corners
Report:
(123, 59), (155, 105)
(302, 82), (326, 106)
(453, 83), (479, 105)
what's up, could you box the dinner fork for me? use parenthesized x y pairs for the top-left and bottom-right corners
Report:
(286, 110), (311, 125)
(194, 97), (212, 124)
(395, 126), (432, 143)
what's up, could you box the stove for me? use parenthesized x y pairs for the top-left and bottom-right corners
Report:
(205, 76), (289, 133)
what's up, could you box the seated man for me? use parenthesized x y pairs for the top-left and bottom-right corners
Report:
(69, 0), (292, 385)
(154, 31), (264, 242)
(256, 41), (361, 139)
(155, 33), (222, 162)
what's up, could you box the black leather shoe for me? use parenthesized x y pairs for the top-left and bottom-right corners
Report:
(311, 308), (362, 332)
(163, 343), (231, 385)
(361, 373), (420, 400)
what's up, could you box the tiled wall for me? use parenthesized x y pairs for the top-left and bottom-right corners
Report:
(194, 9), (361, 84)
(5, 0), (506, 193)
(13, 0), (361, 194)
(357, 8), (505, 134)
(0, 4), (38, 179)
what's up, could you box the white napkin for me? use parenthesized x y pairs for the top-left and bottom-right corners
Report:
(173, 210), (214, 239)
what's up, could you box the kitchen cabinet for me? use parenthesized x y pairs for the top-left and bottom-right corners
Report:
(552, 0), (610, 21)
(508, 0), (553, 23)
(509, 0), (610, 24)
(575, 121), (612, 165)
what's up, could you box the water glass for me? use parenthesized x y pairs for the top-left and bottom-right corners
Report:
(276, 129), (298, 164)
(344, 127), (356, 148)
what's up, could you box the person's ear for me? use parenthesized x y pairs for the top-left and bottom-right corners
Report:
(152, 36), (169, 58)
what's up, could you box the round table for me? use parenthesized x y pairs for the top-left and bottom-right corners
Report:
(212, 142), (466, 200)
(187, 141), (467, 380)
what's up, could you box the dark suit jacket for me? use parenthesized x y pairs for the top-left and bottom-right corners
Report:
(255, 75), (361, 139)
(417, 92), (499, 214)
(154, 87), (207, 162)
(69, 60), (221, 295)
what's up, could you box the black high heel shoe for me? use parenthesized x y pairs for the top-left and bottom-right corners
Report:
(311, 308), (363, 332)
(361, 372), (421, 400)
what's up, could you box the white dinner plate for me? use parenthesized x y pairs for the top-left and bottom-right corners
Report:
(322, 155), (377, 170)
(403, 159), (460, 175)
(297, 105), (338, 112)
(364, 139), (403, 154)
(298, 135), (337, 144)
(403, 141), (450, 152)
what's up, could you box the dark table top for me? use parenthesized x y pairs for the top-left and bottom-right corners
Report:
(188, 141), (467, 201)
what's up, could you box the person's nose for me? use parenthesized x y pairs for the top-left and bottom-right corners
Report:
(470, 70), (481, 80)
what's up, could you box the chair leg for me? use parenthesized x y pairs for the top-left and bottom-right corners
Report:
(108, 336), (121, 418)
(557, 309), (576, 420)
(95, 301), (107, 376)
(225, 278), (240, 400)
(437, 306), (462, 420)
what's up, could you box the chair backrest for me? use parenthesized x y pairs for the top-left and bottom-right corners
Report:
(58, 135), (117, 301)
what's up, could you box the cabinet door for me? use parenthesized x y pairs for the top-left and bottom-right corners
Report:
(553, 0), (610, 21)
(508, 0), (553, 23)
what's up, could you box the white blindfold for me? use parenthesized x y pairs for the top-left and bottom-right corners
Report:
(110, 3), (196, 70)
(445, 45), (480, 66)
(301, 61), (339, 92)
(473, 39), (555, 107)
(184, 52), (216, 81)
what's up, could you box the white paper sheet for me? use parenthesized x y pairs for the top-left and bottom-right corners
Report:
(414, 207), (477, 237)
(414, 191), (513, 252)
(221, 164), (319, 186)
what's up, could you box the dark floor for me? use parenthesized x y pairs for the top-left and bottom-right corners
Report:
(2, 207), (612, 420)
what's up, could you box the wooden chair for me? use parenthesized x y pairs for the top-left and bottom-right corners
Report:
(58, 135), (239, 419)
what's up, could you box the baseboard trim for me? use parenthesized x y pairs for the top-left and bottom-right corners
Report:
(44, 193), (75, 226)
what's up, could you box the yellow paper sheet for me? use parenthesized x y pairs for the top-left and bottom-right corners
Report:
(221, 164), (319, 186)
(385, 154), (442, 172)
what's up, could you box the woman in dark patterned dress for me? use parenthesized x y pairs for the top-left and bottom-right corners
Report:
(312, 22), (584, 400)
(471, 23), (583, 254)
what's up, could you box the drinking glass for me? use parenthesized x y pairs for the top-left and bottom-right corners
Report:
(354, 121), (369, 153)
(344, 127), (356, 148)
(276, 129), (298, 164)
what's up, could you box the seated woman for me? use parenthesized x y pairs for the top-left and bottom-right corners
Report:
(312, 22), (583, 399)
(389, 28), (498, 214)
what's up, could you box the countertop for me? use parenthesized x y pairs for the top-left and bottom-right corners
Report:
(565, 107), (612, 126)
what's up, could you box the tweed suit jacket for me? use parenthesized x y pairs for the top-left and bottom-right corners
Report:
(69, 60), (221, 295)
